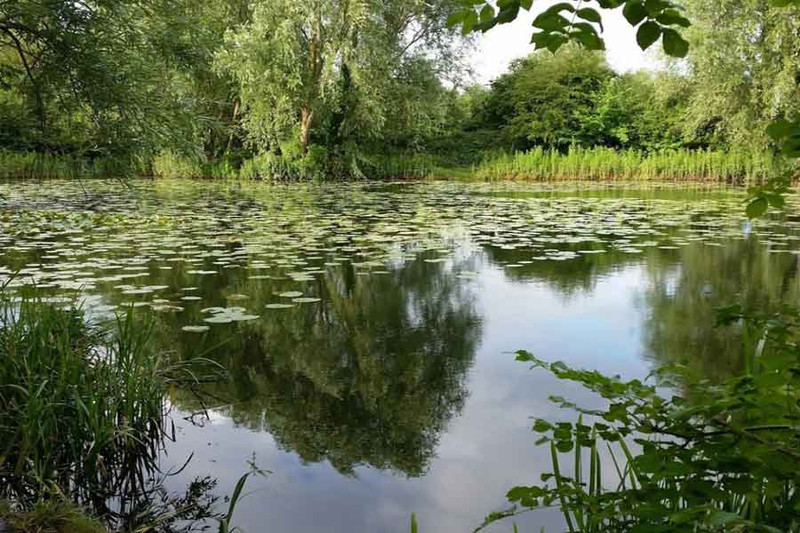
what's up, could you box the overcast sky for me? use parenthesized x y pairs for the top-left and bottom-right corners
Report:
(472, 2), (662, 84)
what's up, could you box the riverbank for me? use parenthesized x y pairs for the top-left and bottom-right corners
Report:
(0, 147), (787, 184)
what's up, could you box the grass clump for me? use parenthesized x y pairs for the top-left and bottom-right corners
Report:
(475, 147), (786, 184)
(0, 295), (168, 506)
(0, 500), (108, 533)
(0, 288), (224, 531)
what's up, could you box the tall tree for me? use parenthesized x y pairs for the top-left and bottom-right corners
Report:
(215, 0), (467, 156)
(482, 48), (615, 151)
(682, 0), (800, 149)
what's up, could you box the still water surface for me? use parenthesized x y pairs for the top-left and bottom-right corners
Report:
(1, 180), (799, 532)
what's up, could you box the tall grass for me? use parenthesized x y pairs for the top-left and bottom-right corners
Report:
(152, 150), (203, 179)
(362, 153), (473, 180)
(0, 286), (229, 533)
(0, 150), (143, 180)
(0, 295), (171, 507)
(475, 147), (786, 184)
(1, 146), (787, 183)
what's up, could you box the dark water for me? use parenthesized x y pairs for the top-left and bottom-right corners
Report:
(1, 180), (799, 532)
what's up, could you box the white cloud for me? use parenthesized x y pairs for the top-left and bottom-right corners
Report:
(472, 2), (663, 84)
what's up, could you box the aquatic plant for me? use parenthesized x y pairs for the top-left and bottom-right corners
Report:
(0, 150), (145, 180)
(475, 147), (786, 184)
(153, 151), (203, 180)
(0, 287), (223, 530)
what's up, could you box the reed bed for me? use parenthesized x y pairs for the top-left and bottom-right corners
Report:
(0, 296), (170, 507)
(0, 150), (142, 180)
(474, 147), (786, 184)
(0, 147), (788, 183)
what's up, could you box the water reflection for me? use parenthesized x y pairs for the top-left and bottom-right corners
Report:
(641, 236), (800, 380)
(157, 255), (481, 476)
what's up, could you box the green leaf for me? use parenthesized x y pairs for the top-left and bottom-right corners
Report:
(622, 1), (648, 26)
(480, 4), (495, 22)
(636, 21), (661, 50)
(656, 9), (691, 27)
(533, 12), (570, 31)
(545, 2), (578, 15)
(461, 10), (478, 34)
(577, 8), (604, 31)
(644, 0), (670, 15)
(496, 4), (520, 24)
(575, 29), (606, 50)
(708, 511), (743, 526)
(445, 11), (466, 28)
(662, 28), (689, 57)
(746, 197), (768, 219)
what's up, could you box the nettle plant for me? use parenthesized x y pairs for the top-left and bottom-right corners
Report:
(477, 307), (800, 532)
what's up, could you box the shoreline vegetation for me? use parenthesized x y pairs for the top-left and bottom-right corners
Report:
(0, 147), (789, 185)
(0, 289), (231, 533)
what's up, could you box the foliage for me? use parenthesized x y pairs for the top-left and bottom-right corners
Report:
(481, 305), (800, 532)
(0, 150), (142, 180)
(475, 147), (783, 183)
(446, 0), (690, 59)
(682, 0), (800, 151)
(0, 289), (222, 531)
(215, 0), (469, 165)
(0, 0), (208, 163)
(153, 151), (203, 180)
(0, 500), (108, 533)
(479, 47), (615, 151)
(460, 48), (703, 155)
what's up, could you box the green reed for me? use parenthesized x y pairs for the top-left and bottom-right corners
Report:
(0, 296), (164, 506)
(474, 147), (786, 184)
(0, 150), (145, 180)
(0, 288), (221, 521)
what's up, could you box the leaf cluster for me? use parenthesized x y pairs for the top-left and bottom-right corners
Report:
(446, 0), (690, 58)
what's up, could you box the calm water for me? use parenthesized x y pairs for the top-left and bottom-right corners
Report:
(2, 180), (799, 532)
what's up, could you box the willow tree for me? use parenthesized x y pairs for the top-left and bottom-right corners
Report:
(681, 0), (800, 149)
(215, 0), (467, 156)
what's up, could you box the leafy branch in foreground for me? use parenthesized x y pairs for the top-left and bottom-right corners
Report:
(447, 0), (690, 58)
(480, 306), (800, 532)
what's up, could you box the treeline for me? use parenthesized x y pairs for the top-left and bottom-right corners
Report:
(0, 0), (469, 178)
(0, 0), (798, 181)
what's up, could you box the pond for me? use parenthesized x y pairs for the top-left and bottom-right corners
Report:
(1, 180), (799, 532)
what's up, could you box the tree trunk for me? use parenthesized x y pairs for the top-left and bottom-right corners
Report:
(300, 104), (314, 154)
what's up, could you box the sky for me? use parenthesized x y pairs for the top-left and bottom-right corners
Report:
(472, 1), (662, 84)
